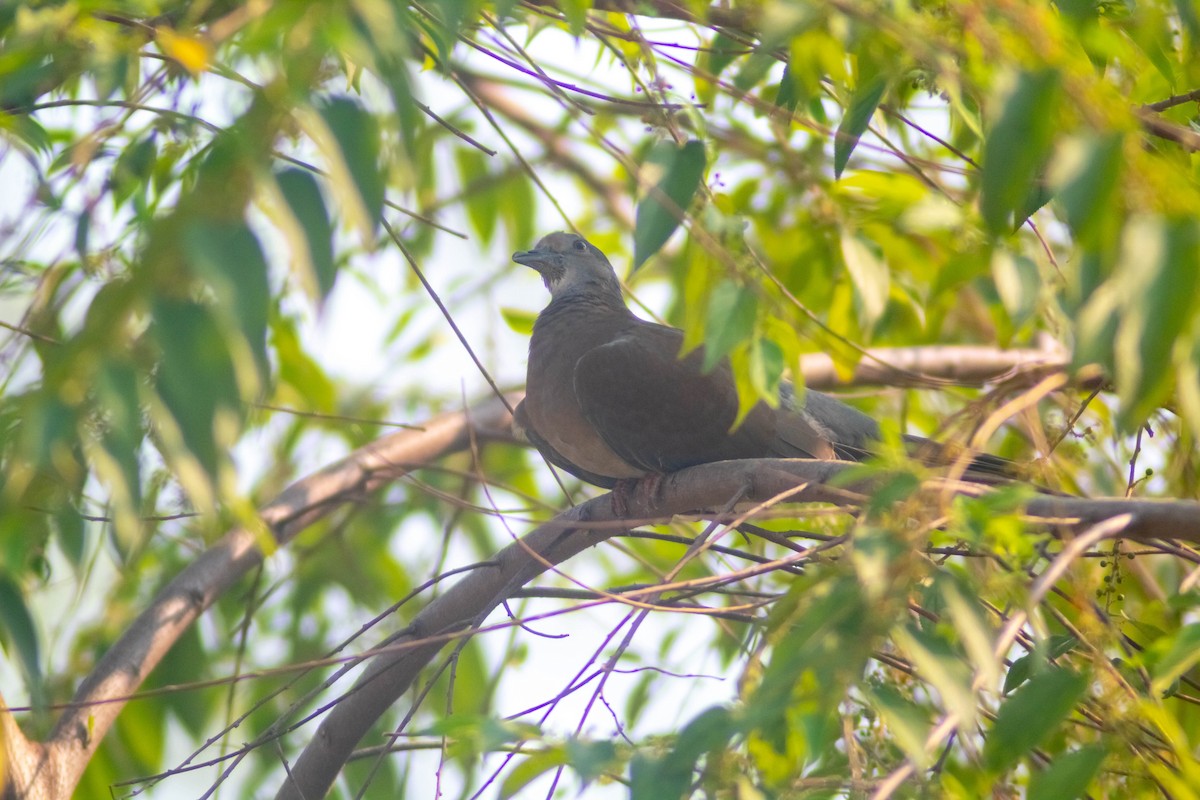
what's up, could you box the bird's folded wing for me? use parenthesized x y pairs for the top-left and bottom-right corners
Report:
(572, 325), (837, 472)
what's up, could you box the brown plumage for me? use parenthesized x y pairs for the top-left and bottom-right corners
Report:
(512, 231), (906, 488)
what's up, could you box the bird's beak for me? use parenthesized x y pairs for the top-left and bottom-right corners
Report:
(512, 249), (554, 272)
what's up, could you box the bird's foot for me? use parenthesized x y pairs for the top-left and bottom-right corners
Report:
(610, 474), (665, 518)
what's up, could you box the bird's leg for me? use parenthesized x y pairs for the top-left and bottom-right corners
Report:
(611, 478), (636, 517)
(610, 473), (666, 518)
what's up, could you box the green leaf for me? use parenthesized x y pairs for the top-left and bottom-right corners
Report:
(152, 623), (215, 736)
(499, 306), (537, 335)
(834, 74), (888, 178)
(276, 167), (336, 301)
(672, 705), (737, 763)
(317, 96), (384, 234)
(632, 707), (735, 800)
(182, 220), (271, 385)
(74, 211), (90, 259)
(151, 299), (241, 480)
(1113, 218), (1200, 429)
(991, 250), (1040, 325)
(1149, 623), (1200, 696)
(705, 32), (743, 80)
(1051, 133), (1123, 246)
(565, 738), (618, 783)
(456, 148), (499, 244)
(980, 69), (1061, 233)
(272, 317), (337, 412)
(559, 0), (588, 34)
(867, 685), (932, 768)
(749, 336), (784, 399)
(1003, 636), (1078, 694)
(95, 359), (145, 550)
(501, 747), (569, 799)
(0, 58), (60, 112)
(893, 624), (977, 729)
(840, 232), (890, 329)
(732, 49), (775, 91)
(938, 574), (999, 690)
(1176, 0), (1200, 39)
(0, 574), (43, 706)
(111, 134), (157, 209)
(775, 65), (799, 112)
(633, 140), (706, 270)
(745, 578), (870, 744)
(702, 279), (757, 372)
(1028, 745), (1106, 800)
(985, 667), (1087, 771)
(1072, 281), (1119, 373)
(1178, 334), (1200, 444)
(499, 171), (535, 247)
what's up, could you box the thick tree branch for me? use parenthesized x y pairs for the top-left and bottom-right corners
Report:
(274, 458), (1200, 799)
(797, 343), (1072, 389)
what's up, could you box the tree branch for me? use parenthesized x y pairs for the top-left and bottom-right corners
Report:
(273, 458), (1200, 799)
(797, 343), (1072, 389)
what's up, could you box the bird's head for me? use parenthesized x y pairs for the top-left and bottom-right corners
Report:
(513, 232), (624, 302)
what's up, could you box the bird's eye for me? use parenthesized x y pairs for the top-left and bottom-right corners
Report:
(572, 240), (587, 252)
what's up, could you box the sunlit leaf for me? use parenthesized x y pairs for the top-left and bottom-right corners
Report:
(272, 317), (337, 412)
(155, 28), (211, 75)
(499, 306), (537, 335)
(456, 148), (499, 244)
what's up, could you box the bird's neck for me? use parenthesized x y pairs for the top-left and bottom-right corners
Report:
(537, 286), (631, 321)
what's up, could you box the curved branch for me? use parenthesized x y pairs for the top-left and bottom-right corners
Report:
(797, 343), (1072, 389)
(2, 395), (516, 800)
(273, 458), (1200, 799)
(0, 691), (46, 800)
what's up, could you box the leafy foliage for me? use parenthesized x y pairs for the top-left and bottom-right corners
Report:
(1, 0), (1199, 798)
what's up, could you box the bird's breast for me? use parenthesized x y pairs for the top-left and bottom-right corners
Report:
(525, 309), (644, 479)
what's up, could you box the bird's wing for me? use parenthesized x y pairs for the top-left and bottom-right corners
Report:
(572, 322), (838, 472)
